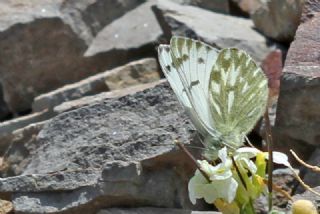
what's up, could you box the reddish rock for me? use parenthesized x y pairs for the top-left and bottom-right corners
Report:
(274, 0), (320, 159)
(261, 50), (283, 98)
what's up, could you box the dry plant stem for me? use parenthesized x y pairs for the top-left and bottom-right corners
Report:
(263, 179), (292, 201)
(175, 140), (211, 182)
(290, 150), (320, 173)
(264, 110), (273, 212)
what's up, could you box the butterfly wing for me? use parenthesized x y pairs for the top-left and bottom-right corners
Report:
(158, 41), (215, 138)
(209, 48), (268, 148)
(168, 37), (220, 138)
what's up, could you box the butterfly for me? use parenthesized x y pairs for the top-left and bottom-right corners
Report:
(158, 36), (268, 159)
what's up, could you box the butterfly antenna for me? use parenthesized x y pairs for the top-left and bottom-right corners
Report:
(264, 110), (274, 212)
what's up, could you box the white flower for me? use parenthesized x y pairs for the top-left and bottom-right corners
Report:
(188, 147), (291, 205)
(188, 148), (237, 204)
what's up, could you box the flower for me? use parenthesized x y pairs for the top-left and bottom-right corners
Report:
(188, 148), (238, 204)
(188, 147), (291, 207)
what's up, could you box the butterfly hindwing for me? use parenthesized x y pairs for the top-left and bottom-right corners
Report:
(209, 48), (268, 147)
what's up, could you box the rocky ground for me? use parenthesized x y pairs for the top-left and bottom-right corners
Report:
(0, 0), (319, 213)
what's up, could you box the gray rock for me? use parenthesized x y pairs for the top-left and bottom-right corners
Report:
(153, 0), (277, 63)
(274, 4), (320, 157)
(289, 186), (320, 212)
(297, 148), (320, 192)
(61, 0), (144, 37)
(0, 0), (146, 114)
(169, 0), (230, 14)
(85, 1), (164, 57)
(0, 121), (47, 177)
(0, 110), (53, 155)
(98, 208), (220, 214)
(251, 0), (304, 42)
(53, 80), (166, 114)
(32, 58), (160, 112)
(0, 82), (207, 213)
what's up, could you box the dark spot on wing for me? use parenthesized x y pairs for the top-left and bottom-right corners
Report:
(198, 57), (204, 64)
(182, 54), (189, 61)
(165, 65), (171, 72)
(165, 46), (170, 52)
(189, 80), (200, 89)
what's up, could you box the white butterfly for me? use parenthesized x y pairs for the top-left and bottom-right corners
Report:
(158, 36), (268, 159)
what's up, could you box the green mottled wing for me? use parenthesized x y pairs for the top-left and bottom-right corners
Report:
(209, 48), (268, 148)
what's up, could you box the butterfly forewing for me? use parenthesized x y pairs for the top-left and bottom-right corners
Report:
(169, 37), (219, 137)
(209, 48), (268, 147)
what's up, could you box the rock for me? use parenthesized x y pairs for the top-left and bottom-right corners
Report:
(0, 121), (47, 177)
(170, 0), (230, 14)
(0, 82), (207, 213)
(53, 80), (166, 114)
(0, 0), (146, 114)
(251, 0), (304, 42)
(0, 89), (11, 122)
(85, 1), (163, 58)
(61, 0), (144, 37)
(289, 186), (320, 212)
(300, 0), (320, 22)
(32, 58), (160, 112)
(261, 50), (283, 99)
(230, 0), (262, 16)
(97, 208), (220, 214)
(274, 3), (320, 157)
(153, 0), (277, 63)
(0, 110), (53, 155)
(297, 148), (320, 192)
(0, 199), (13, 214)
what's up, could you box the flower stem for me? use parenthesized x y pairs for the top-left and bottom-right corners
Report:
(264, 110), (273, 212)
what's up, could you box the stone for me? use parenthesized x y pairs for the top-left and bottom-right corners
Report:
(60, 0), (144, 37)
(261, 50), (283, 99)
(85, 1), (164, 57)
(0, 199), (13, 214)
(153, 0), (277, 63)
(53, 80), (166, 114)
(170, 0), (230, 14)
(289, 186), (320, 212)
(0, 121), (47, 177)
(230, 0), (262, 16)
(251, 0), (304, 42)
(296, 148), (320, 192)
(0, 110), (53, 155)
(32, 58), (160, 112)
(274, 3), (320, 157)
(0, 0), (146, 114)
(0, 82), (208, 213)
(97, 208), (220, 214)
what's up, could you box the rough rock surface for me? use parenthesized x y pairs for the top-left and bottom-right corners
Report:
(153, 0), (276, 63)
(0, 121), (47, 177)
(0, 82), (207, 213)
(32, 58), (160, 112)
(251, 0), (304, 42)
(98, 208), (219, 214)
(0, 0), (145, 114)
(85, 1), (163, 58)
(275, 2), (320, 157)
(170, 0), (230, 14)
(0, 110), (53, 155)
(289, 186), (320, 211)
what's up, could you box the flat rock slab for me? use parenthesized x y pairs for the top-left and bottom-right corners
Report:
(98, 208), (220, 214)
(153, 0), (277, 62)
(275, 2), (320, 156)
(32, 58), (160, 112)
(0, 0), (147, 113)
(0, 82), (205, 213)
